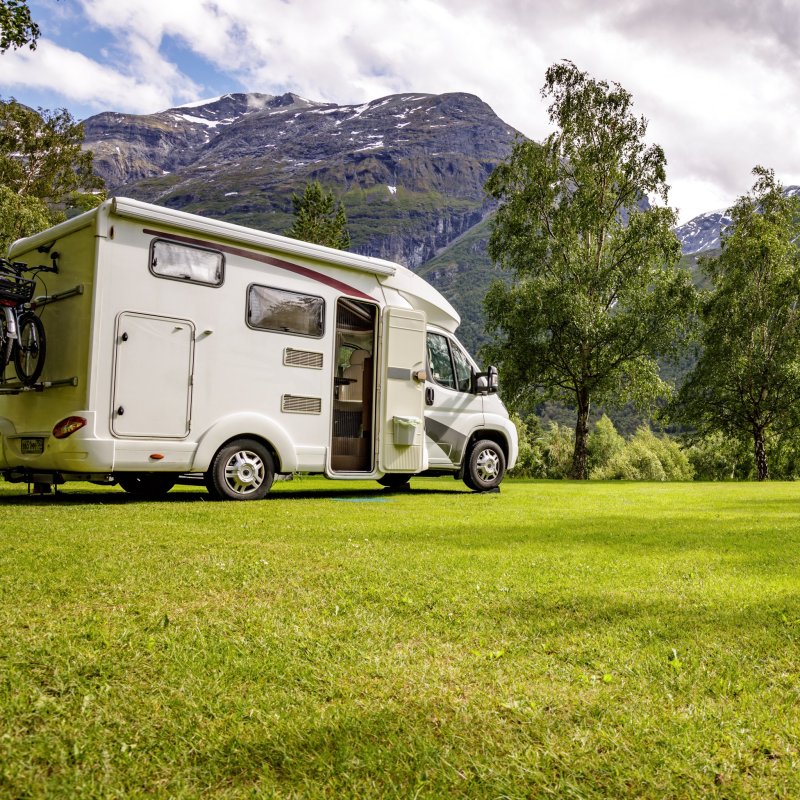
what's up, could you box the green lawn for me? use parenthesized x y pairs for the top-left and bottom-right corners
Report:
(2, 478), (799, 798)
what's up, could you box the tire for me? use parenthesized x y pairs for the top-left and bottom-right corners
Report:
(377, 473), (412, 489)
(0, 315), (13, 382)
(117, 472), (177, 498)
(463, 439), (506, 492)
(13, 312), (46, 386)
(205, 438), (274, 500)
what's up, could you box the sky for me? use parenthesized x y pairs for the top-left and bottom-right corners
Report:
(2, 0), (800, 224)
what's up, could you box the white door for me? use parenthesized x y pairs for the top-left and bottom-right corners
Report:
(112, 312), (194, 437)
(378, 307), (426, 473)
(425, 331), (485, 467)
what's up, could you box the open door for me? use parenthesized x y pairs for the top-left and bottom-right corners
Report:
(330, 299), (377, 472)
(378, 307), (426, 473)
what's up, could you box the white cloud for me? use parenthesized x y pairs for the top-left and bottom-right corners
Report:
(0, 39), (186, 113)
(2, 0), (799, 221)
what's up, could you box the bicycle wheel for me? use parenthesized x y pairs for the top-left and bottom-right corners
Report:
(0, 315), (12, 382)
(14, 312), (46, 385)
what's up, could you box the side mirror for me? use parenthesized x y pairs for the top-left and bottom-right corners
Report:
(487, 365), (499, 393)
(474, 366), (499, 395)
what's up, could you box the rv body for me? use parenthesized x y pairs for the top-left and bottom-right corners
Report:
(0, 198), (517, 498)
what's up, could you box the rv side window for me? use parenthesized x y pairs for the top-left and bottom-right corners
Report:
(427, 333), (456, 390)
(247, 285), (325, 338)
(451, 340), (473, 393)
(150, 239), (224, 286)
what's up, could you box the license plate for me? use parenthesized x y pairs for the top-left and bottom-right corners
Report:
(21, 438), (44, 455)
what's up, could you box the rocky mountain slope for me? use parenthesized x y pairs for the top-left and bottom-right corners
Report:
(83, 91), (519, 274)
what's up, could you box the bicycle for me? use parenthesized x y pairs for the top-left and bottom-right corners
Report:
(0, 257), (58, 386)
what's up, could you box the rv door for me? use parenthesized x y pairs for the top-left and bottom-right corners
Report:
(378, 307), (426, 474)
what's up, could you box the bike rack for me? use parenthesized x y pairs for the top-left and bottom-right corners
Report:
(0, 376), (78, 395)
(30, 284), (84, 309)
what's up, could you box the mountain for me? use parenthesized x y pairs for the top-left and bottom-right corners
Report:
(676, 186), (800, 256)
(83, 91), (518, 274)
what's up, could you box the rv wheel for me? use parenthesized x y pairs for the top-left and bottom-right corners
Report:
(206, 438), (275, 500)
(117, 472), (176, 498)
(463, 439), (506, 492)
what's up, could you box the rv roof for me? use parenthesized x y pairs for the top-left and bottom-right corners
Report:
(9, 197), (399, 279)
(113, 197), (399, 278)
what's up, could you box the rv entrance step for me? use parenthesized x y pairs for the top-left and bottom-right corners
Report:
(30, 284), (84, 309)
(0, 376), (78, 395)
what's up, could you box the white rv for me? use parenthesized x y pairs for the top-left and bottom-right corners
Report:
(0, 198), (517, 499)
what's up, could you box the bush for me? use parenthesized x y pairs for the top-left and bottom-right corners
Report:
(508, 413), (545, 478)
(587, 414), (625, 474)
(685, 431), (751, 481)
(593, 426), (694, 481)
(541, 421), (575, 479)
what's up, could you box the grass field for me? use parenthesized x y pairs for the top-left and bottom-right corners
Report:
(1, 477), (799, 798)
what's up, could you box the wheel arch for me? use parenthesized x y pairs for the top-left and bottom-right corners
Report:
(190, 413), (297, 474)
(462, 428), (510, 469)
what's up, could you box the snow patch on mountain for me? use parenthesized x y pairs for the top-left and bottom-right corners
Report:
(675, 210), (732, 255)
(675, 186), (800, 255)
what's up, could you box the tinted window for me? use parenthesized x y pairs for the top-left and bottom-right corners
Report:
(248, 285), (325, 337)
(150, 239), (223, 285)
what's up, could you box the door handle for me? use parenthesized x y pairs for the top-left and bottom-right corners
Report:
(425, 387), (434, 406)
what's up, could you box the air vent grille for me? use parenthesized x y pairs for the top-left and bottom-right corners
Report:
(284, 348), (323, 369)
(281, 394), (322, 414)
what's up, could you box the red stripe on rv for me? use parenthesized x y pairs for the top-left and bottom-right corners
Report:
(142, 228), (374, 301)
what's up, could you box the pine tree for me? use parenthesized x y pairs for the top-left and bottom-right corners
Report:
(285, 181), (350, 250)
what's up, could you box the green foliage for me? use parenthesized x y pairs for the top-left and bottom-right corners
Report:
(507, 412), (545, 478)
(484, 61), (695, 479)
(592, 426), (694, 481)
(285, 180), (350, 250)
(587, 414), (626, 473)
(671, 167), (800, 480)
(0, 99), (105, 249)
(0, 185), (50, 253)
(540, 421), (576, 478)
(0, 0), (38, 52)
(684, 431), (753, 481)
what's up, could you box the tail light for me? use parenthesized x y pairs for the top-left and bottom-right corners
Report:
(52, 416), (87, 439)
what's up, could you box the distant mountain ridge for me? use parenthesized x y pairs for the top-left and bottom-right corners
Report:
(83, 91), (518, 270)
(676, 186), (800, 255)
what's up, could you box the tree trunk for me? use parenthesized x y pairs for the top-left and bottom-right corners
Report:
(571, 391), (590, 479)
(753, 425), (769, 481)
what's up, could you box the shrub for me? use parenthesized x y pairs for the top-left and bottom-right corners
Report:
(593, 426), (694, 481)
(587, 414), (625, 474)
(685, 431), (751, 481)
(508, 413), (546, 478)
(541, 422), (575, 479)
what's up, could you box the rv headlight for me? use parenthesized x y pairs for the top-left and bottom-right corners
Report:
(53, 416), (87, 439)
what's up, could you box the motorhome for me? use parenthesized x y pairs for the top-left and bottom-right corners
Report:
(0, 198), (517, 499)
